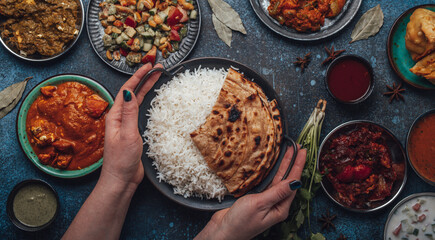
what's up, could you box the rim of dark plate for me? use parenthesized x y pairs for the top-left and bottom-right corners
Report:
(249, 0), (362, 41)
(86, 0), (201, 75)
(139, 57), (290, 211)
(16, 73), (114, 179)
(317, 120), (408, 213)
(406, 108), (435, 186)
(6, 179), (60, 232)
(325, 55), (374, 104)
(0, 0), (85, 62)
(383, 192), (435, 240)
(386, 4), (435, 90)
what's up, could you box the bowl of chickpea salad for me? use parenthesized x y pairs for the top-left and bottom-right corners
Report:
(87, 0), (200, 74)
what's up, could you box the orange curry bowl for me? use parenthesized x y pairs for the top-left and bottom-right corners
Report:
(406, 109), (435, 186)
(17, 74), (114, 178)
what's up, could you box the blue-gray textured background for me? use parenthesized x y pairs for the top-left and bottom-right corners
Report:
(0, 0), (434, 239)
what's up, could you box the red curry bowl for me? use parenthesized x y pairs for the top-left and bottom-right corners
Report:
(317, 120), (407, 213)
(16, 74), (114, 178)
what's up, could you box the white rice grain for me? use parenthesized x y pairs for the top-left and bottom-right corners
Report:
(143, 67), (228, 201)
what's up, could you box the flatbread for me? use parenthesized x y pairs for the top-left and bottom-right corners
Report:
(191, 68), (280, 197)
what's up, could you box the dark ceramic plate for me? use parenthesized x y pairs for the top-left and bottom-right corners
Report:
(317, 121), (407, 213)
(87, 0), (201, 75)
(0, 0), (84, 61)
(249, 0), (362, 41)
(387, 4), (435, 90)
(406, 109), (435, 186)
(138, 57), (291, 211)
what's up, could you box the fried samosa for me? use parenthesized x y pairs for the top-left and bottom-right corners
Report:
(410, 52), (435, 85)
(405, 8), (435, 61)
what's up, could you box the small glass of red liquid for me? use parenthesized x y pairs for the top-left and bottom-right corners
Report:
(325, 55), (374, 104)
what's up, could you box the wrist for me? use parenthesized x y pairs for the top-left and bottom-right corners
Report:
(97, 171), (139, 197)
(195, 216), (228, 240)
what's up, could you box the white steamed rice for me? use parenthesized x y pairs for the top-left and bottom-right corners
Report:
(143, 67), (228, 201)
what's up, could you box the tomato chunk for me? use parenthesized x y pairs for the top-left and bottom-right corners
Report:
(141, 46), (157, 65)
(126, 38), (134, 46)
(120, 48), (129, 56)
(353, 164), (372, 180)
(178, 6), (189, 23)
(167, 6), (183, 26)
(169, 29), (180, 41)
(171, 23), (184, 31)
(124, 16), (137, 28)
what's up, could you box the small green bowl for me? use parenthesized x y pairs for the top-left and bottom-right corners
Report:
(16, 74), (114, 178)
(387, 4), (435, 90)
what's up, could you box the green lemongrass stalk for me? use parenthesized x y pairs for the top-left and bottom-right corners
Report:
(257, 100), (327, 240)
(296, 100), (326, 238)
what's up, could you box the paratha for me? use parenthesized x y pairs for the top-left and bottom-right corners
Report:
(190, 68), (282, 197)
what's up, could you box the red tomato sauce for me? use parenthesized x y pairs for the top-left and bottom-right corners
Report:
(327, 59), (372, 102)
(408, 113), (435, 183)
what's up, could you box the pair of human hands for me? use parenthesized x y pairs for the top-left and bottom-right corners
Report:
(102, 64), (307, 239)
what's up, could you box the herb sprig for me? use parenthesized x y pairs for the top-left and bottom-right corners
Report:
(258, 100), (327, 240)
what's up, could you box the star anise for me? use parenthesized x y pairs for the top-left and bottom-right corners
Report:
(318, 209), (337, 231)
(294, 52), (311, 72)
(322, 46), (345, 65)
(337, 233), (348, 240)
(383, 82), (405, 103)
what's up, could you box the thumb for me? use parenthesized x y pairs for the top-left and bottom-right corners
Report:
(120, 89), (139, 137)
(257, 179), (301, 207)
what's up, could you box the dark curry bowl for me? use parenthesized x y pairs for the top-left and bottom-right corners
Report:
(7, 179), (59, 232)
(317, 120), (407, 213)
(16, 74), (114, 178)
(406, 109), (435, 186)
(0, 0), (84, 61)
(325, 55), (374, 104)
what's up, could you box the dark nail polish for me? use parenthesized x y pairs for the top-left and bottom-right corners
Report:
(289, 180), (302, 190)
(123, 90), (132, 102)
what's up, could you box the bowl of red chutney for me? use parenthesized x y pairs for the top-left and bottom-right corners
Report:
(325, 55), (374, 104)
(406, 109), (435, 186)
(318, 121), (407, 212)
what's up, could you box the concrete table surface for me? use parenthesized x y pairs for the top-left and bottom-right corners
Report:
(0, 0), (434, 239)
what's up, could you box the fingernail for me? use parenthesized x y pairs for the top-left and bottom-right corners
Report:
(123, 90), (132, 102)
(289, 180), (302, 190)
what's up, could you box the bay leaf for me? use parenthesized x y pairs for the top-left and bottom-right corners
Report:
(208, 0), (247, 34)
(212, 13), (232, 47)
(0, 77), (31, 119)
(350, 4), (384, 43)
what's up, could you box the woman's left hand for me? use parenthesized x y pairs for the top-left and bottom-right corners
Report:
(101, 63), (163, 190)
(195, 146), (307, 240)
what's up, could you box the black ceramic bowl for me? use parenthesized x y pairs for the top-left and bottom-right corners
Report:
(6, 179), (59, 231)
(406, 109), (435, 186)
(325, 55), (374, 104)
(317, 120), (407, 213)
